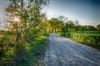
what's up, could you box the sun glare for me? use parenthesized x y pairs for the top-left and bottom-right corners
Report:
(14, 17), (20, 22)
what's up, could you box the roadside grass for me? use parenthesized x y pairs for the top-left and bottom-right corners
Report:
(72, 40), (100, 50)
(11, 36), (48, 66)
(0, 32), (48, 66)
(84, 43), (100, 50)
(70, 32), (100, 50)
(61, 31), (100, 50)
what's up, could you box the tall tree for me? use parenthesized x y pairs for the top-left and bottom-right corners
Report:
(6, 0), (49, 42)
(66, 20), (75, 32)
(49, 18), (64, 33)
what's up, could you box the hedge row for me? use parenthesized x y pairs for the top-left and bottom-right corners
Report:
(70, 33), (100, 44)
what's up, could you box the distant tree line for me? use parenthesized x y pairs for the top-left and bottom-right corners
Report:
(40, 16), (100, 34)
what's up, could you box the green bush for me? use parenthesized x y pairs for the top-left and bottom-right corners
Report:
(62, 32), (70, 38)
(0, 34), (16, 60)
(14, 36), (47, 66)
(70, 32), (100, 44)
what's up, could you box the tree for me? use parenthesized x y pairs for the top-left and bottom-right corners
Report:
(86, 25), (96, 31)
(6, 0), (49, 42)
(49, 18), (64, 33)
(66, 20), (75, 32)
(3, 0), (49, 64)
(96, 24), (100, 31)
(78, 25), (85, 32)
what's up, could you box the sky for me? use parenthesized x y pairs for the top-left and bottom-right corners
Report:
(42, 0), (100, 26)
(0, 0), (100, 28)
(0, 0), (9, 29)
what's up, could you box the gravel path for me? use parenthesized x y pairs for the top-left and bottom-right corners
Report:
(44, 34), (100, 66)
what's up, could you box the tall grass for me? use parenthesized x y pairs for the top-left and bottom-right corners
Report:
(0, 32), (48, 66)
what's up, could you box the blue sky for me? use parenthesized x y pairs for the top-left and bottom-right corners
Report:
(42, 0), (100, 26)
(0, 0), (100, 28)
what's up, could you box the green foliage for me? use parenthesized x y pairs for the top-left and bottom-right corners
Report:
(0, 34), (16, 61)
(77, 25), (97, 32)
(96, 24), (100, 31)
(70, 32), (100, 45)
(49, 18), (64, 33)
(13, 36), (47, 66)
(62, 32), (70, 38)
(0, 0), (49, 65)
(0, 0), (100, 65)
(66, 20), (75, 32)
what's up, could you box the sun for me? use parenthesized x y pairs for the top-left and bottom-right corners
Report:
(14, 17), (20, 22)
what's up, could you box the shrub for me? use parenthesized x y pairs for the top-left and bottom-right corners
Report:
(70, 32), (100, 44)
(0, 34), (16, 60)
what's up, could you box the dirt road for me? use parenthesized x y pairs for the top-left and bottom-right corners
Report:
(44, 34), (100, 66)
